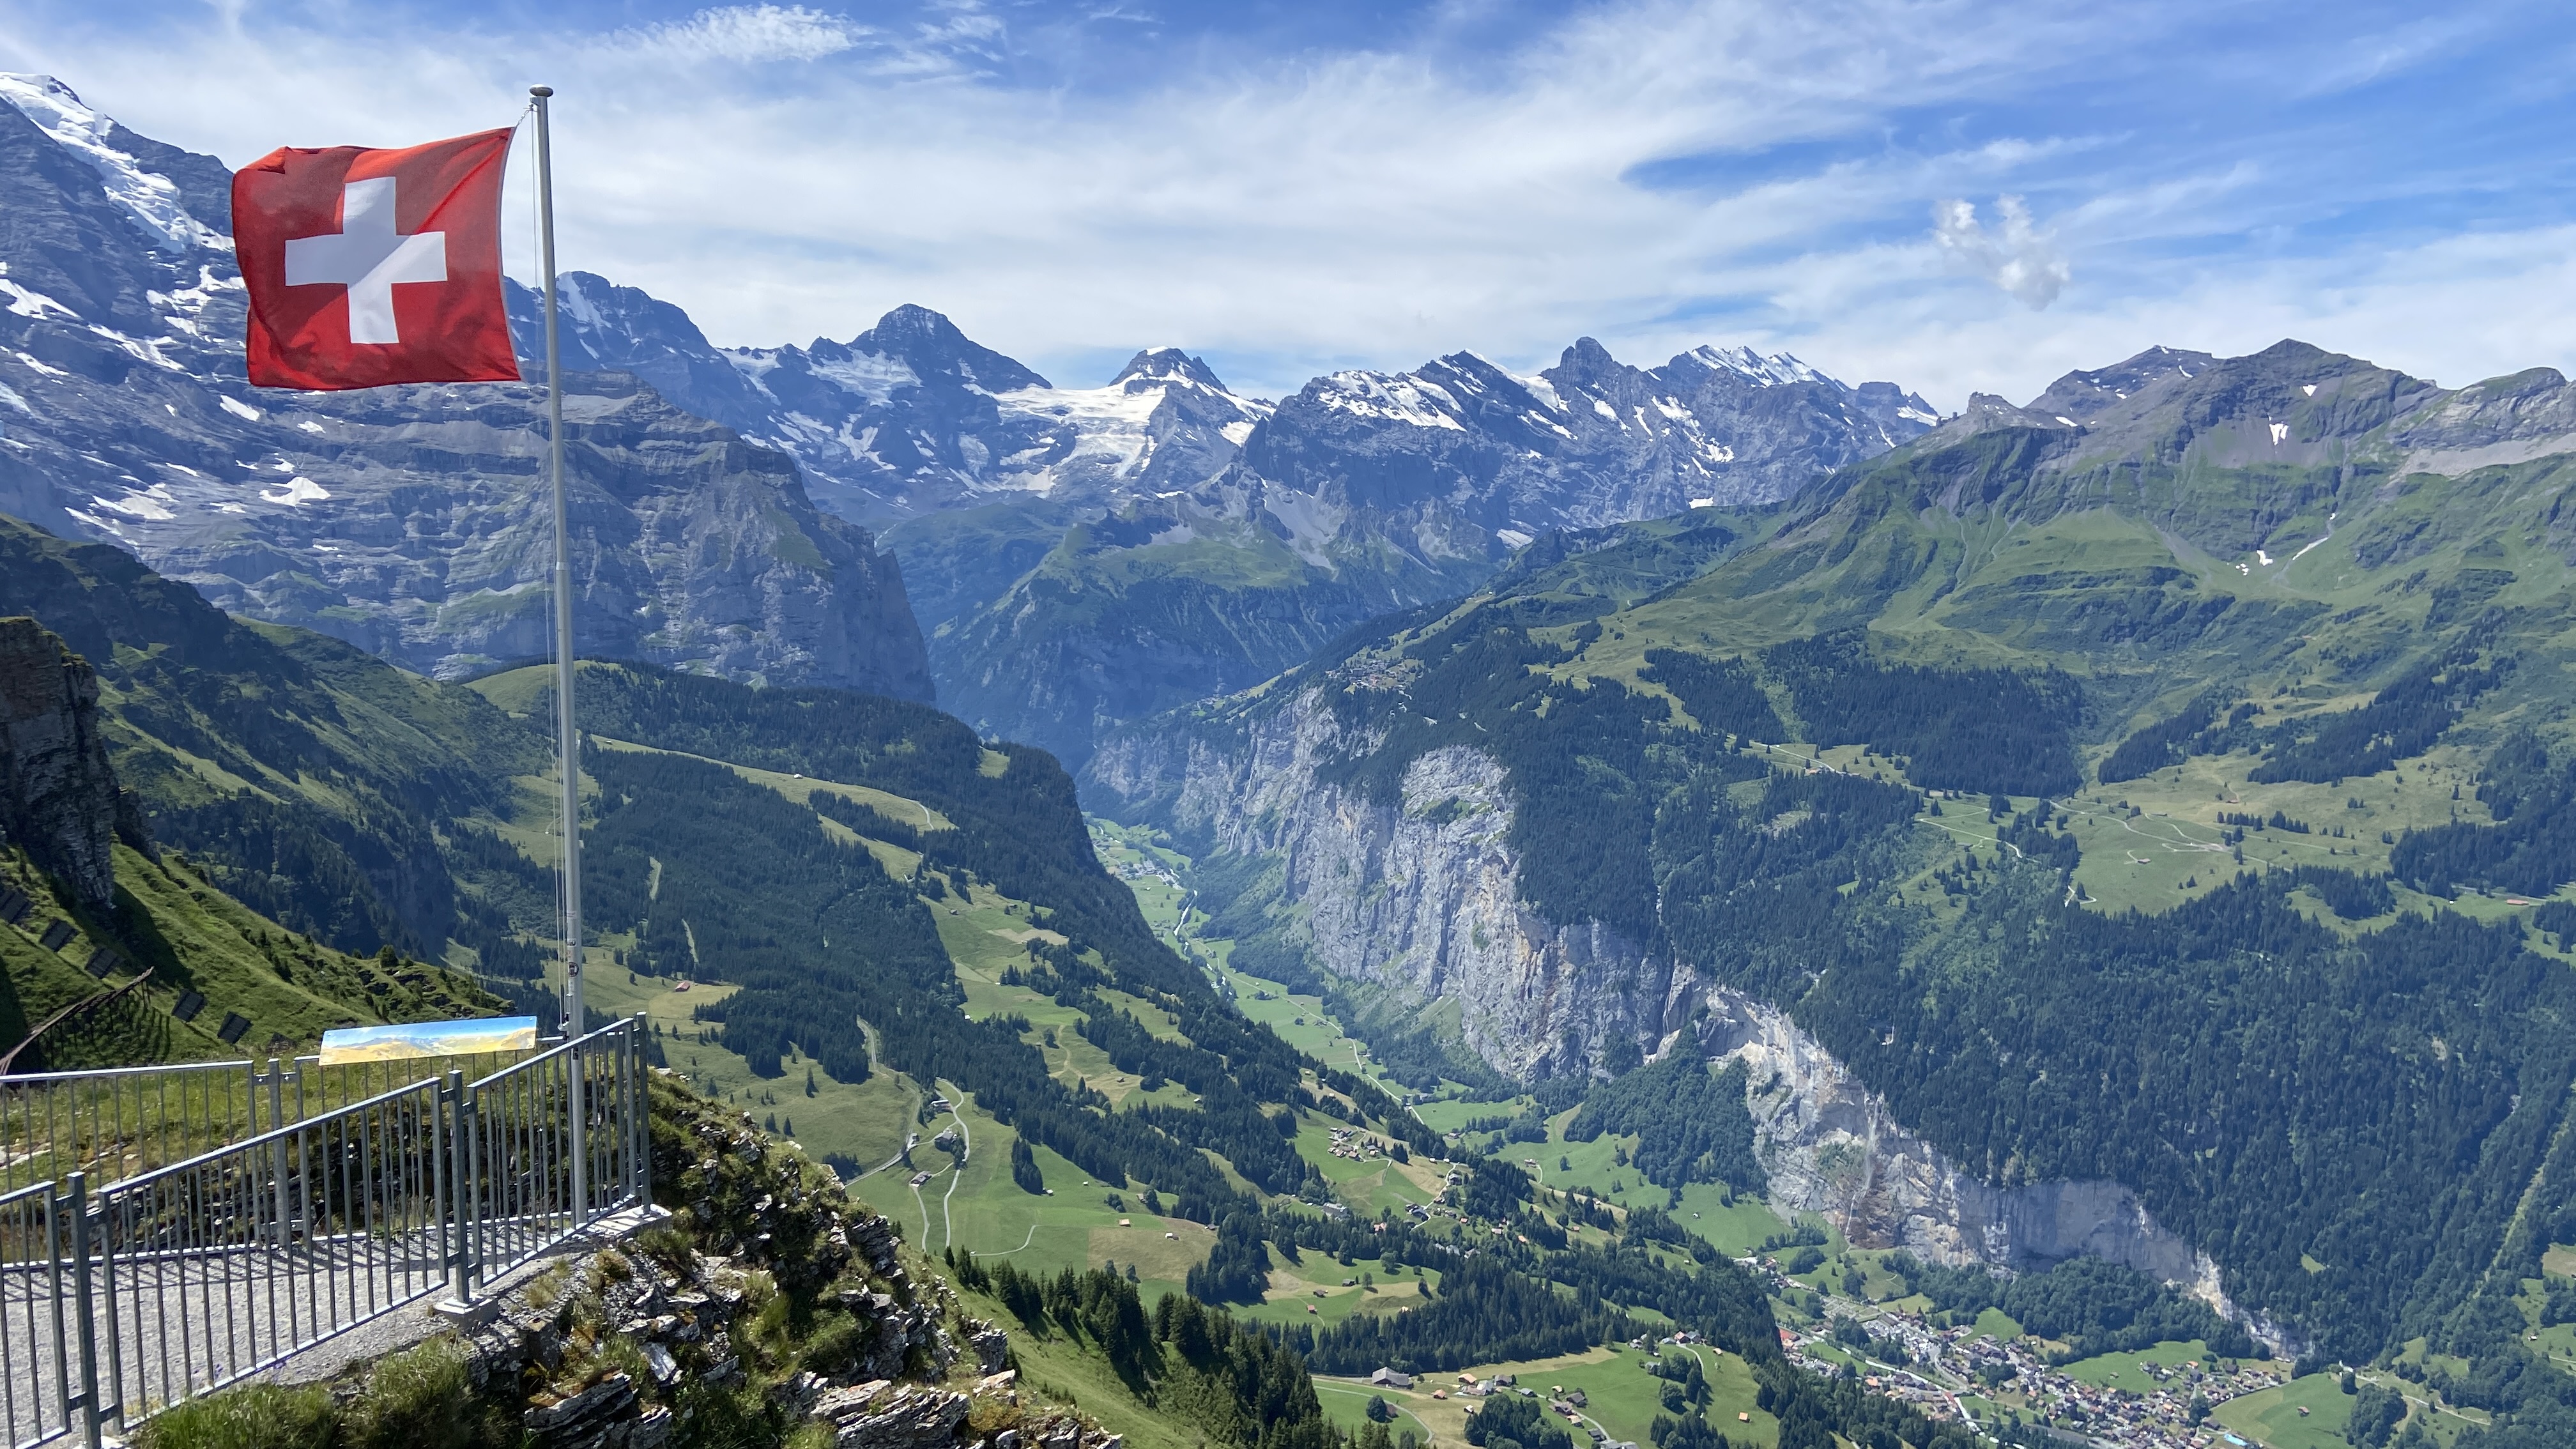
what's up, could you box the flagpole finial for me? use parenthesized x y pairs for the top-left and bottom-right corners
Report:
(530, 85), (554, 98)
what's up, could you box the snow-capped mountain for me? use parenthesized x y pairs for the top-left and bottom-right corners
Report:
(1227, 336), (1936, 551)
(0, 70), (1939, 763)
(0, 75), (930, 696)
(530, 270), (1930, 533)
(907, 337), (1936, 766)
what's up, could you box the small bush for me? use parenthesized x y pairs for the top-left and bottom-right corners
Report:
(342, 1341), (470, 1449)
(139, 1383), (336, 1449)
(634, 1222), (696, 1273)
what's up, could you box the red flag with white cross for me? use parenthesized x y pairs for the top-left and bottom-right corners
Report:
(232, 127), (519, 390)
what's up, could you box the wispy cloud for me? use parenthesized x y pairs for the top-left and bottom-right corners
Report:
(1931, 196), (2069, 309)
(619, 6), (868, 65)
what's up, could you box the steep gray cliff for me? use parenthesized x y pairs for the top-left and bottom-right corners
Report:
(1090, 691), (1679, 1077)
(111, 372), (933, 693)
(0, 616), (150, 910)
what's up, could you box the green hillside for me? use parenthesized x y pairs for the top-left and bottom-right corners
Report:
(1096, 342), (2576, 1436)
(0, 508), (2076, 1448)
(1, 838), (500, 1074)
(0, 513), (555, 1003)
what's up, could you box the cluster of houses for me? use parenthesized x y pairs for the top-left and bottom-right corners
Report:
(1328, 1125), (1393, 1162)
(1786, 1308), (2284, 1446)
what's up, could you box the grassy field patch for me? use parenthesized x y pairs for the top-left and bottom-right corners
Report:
(2212, 1372), (2356, 1449)
(2057, 1338), (2212, 1393)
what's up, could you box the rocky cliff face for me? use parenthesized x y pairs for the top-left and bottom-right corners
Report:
(1085, 684), (2266, 1329)
(0, 616), (148, 910)
(1090, 691), (1678, 1077)
(109, 371), (933, 692)
(0, 75), (930, 700)
(1682, 984), (2292, 1337)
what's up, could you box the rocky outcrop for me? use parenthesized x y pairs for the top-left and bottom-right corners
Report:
(440, 1086), (1030, 1449)
(0, 617), (148, 909)
(1683, 986), (2255, 1314)
(372, 1082), (1146, 1449)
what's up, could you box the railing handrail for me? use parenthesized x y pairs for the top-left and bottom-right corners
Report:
(80, 1019), (625, 1202)
(0, 1027), (554, 1092)
(0, 1058), (255, 1089)
(466, 1025), (602, 1091)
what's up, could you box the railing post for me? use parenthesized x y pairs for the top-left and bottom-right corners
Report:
(66, 1173), (100, 1449)
(567, 1030), (588, 1229)
(264, 1059), (292, 1249)
(629, 1015), (650, 1208)
(463, 1074), (484, 1297)
(436, 1070), (470, 1311)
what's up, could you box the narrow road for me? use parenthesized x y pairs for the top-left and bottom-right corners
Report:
(938, 1086), (968, 1252)
(970, 1224), (1038, 1259)
(841, 1018), (919, 1182)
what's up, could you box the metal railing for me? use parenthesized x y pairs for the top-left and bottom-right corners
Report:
(0, 1047), (544, 1196)
(0, 1018), (649, 1449)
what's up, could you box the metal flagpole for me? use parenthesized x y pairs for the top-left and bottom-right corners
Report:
(530, 84), (588, 1223)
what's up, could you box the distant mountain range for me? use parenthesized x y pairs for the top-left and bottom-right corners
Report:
(501, 207), (1941, 762)
(0, 71), (1940, 761)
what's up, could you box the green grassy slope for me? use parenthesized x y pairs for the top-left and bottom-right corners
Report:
(456, 667), (1962, 1448)
(0, 512), (553, 988)
(2, 838), (502, 1073)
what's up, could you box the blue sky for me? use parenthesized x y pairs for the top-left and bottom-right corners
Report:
(4, 0), (2572, 406)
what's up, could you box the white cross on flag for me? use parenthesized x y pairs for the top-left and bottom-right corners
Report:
(234, 128), (519, 389)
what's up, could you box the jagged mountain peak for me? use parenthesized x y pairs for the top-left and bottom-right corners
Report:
(1550, 336), (1625, 386)
(841, 303), (1052, 393)
(553, 270), (720, 353)
(1671, 342), (1829, 388)
(0, 73), (227, 252)
(1926, 390), (2087, 443)
(1110, 346), (1230, 394)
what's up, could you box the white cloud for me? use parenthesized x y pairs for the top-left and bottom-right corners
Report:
(620, 5), (865, 65)
(0, 0), (2566, 412)
(1931, 195), (2069, 310)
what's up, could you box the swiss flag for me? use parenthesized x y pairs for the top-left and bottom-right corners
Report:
(233, 128), (519, 390)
